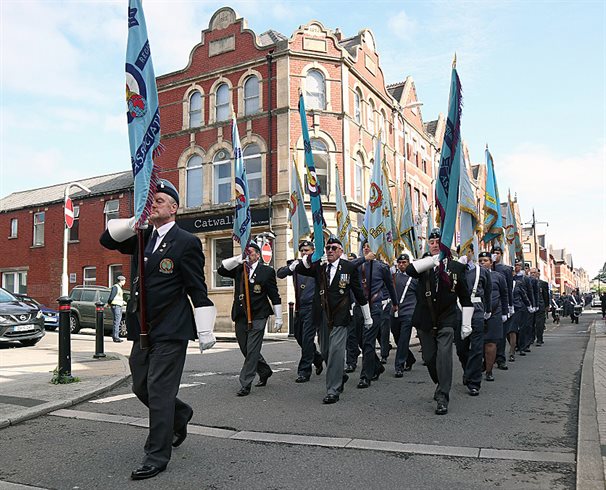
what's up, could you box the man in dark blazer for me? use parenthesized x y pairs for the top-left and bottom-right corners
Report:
(296, 237), (372, 404)
(218, 242), (282, 397)
(276, 240), (324, 383)
(100, 179), (215, 480)
(531, 268), (550, 346)
(391, 254), (417, 377)
(492, 245), (514, 371)
(406, 228), (472, 415)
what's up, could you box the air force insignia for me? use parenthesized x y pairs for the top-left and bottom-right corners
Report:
(159, 258), (174, 274)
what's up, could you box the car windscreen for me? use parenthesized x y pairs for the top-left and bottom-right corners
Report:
(0, 289), (17, 303)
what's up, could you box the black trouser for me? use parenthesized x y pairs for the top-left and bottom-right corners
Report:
(293, 305), (323, 377)
(535, 308), (546, 343)
(417, 326), (454, 404)
(235, 318), (273, 389)
(391, 314), (416, 370)
(378, 301), (393, 359)
(130, 339), (191, 469)
(346, 305), (363, 367)
(454, 315), (484, 390)
(359, 308), (383, 381)
(601, 303), (606, 318)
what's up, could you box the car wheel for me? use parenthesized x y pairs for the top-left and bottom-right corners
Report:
(119, 318), (128, 338)
(20, 338), (41, 347)
(70, 314), (80, 334)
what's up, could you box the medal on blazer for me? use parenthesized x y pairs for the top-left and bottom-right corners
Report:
(338, 273), (349, 288)
(339, 289), (344, 295)
(159, 258), (174, 274)
(253, 284), (262, 294)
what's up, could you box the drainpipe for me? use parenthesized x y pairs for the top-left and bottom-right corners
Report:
(266, 51), (274, 230)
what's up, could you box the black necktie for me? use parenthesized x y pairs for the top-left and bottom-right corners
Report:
(433, 265), (440, 292)
(144, 230), (159, 257)
(326, 263), (332, 285)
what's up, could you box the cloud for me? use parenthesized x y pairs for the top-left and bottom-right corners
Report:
(388, 10), (418, 41)
(499, 141), (606, 276)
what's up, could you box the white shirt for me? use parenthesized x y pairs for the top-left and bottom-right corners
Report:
(248, 259), (259, 279)
(149, 221), (175, 253)
(327, 258), (340, 285)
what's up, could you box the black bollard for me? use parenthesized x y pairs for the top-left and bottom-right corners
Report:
(93, 301), (106, 359)
(57, 296), (73, 381)
(288, 301), (295, 338)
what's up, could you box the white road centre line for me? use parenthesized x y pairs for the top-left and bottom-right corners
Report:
(48, 408), (575, 464)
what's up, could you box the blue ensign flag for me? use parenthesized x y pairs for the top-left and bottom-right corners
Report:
(126, 0), (161, 227)
(298, 94), (325, 262)
(482, 147), (503, 244)
(232, 116), (251, 251)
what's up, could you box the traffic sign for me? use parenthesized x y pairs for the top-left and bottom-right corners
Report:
(65, 198), (74, 228)
(261, 242), (272, 264)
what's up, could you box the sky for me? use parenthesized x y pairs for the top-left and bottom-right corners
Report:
(1, 0), (605, 277)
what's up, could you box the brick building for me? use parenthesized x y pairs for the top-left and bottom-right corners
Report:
(0, 7), (439, 331)
(0, 172), (134, 308)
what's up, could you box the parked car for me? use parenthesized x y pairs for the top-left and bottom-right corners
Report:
(0, 287), (45, 346)
(14, 294), (59, 331)
(592, 296), (602, 308)
(68, 285), (129, 337)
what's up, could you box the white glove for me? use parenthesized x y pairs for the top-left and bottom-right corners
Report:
(412, 255), (439, 274)
(508, 305), (515, 316)
(222, 254), (244, 271)
(483, 312), (491, 320)
(458, 255), (468, 265)
(461, 306), (473, 339)
(288, 260), (300, 272)
(501, 315), (508, 322)
(527, 306), (533, 313)
(273, 304), (283, 331)
(107, 216), (137, 242)
(361, 303), (373, 329)
(195, 306), (217, 352)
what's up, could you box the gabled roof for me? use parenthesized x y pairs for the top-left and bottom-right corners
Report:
(258, 29), (288, 46)
(339, 34), (362, 57)
(386, 82), (405, 102)
(470, 164), (481, 180)
(0, 171), (133, 213)
(424, 119), (439, 138)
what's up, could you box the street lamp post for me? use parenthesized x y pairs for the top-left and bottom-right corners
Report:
(61, 182), (92, 296)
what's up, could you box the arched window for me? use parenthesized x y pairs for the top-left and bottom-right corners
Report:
(244, 76), (260, 115)
(355, 153), (364, 203)
(189, 91), (202, 128)
(379, 109), (386, 136)
(368, 99), (375, 134)
(305, 70), (325, 110)
(310, 138), (329, 197)
(243, 144), (262, 199)
(213, 149), (231, 204)
(354, 89), (362, 124)
(186, 155), (203, 208)
(215, 83), (230, 122)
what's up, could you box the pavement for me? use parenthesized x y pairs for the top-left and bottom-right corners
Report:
(1, 315), (605, 489)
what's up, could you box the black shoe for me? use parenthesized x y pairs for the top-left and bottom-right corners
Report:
(395, 370), (403, 378)
(485, 372), (495, 382)
(468, 387), (480, 396)
(236, 387), (250, 397)
(435, 403), (448, 415)
(357, 378), (371, 389)
(131, 465), (166, 480)
(322, 394), (339, 404)
(380, 357), (387, 364)
(172, 410), (193, 447)
(509, 354), (515, 362)
(518, 351), (526, 356)
(496, 362), (508, 371)
(338, 374), (349, 394)
(295, 375), (310, 383)
(523, 348), (531, 353)
(255, 371), (273, 387)
(404, 358), (416, 371)
(112, 338), (123, 343)
(536, 342), (543, 346)
(344, 364), (356, 373)
(315, 363), (324, 375)
(371, 363), (386, 381)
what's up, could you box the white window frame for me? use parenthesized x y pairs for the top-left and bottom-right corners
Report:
(243, 144), (262, 199)
(311, 139), (329, 198)
(186, 154), (204, 208)
(354, 89), (362, 124)
(212, 238), (234, 289)
(2, 271), (27, 294)
(189, 90), (203, 128)
(215, 83), (230, 122)
(108, 264), (123, 287)
(243, 76), (260, 115)
(104, 200), (119, 226)
(9, 218), (17, 238)
(355, 153), (364, 203)
(83, 267), (96, 286)
(33, 212), (45, 246)
(367, 99), (375, 134)
(305, 70), (326, 110)
(68, 205), (80, 242)
(213, 149), (231, 204)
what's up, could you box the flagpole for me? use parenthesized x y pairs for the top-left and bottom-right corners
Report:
(137, 228), (149, 349)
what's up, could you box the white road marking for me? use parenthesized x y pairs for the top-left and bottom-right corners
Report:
(90, 382), (205, 404)
(49, 408), (575, 464)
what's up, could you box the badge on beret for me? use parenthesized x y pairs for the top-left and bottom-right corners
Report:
(159, 258), (174, 274)
(254, 284), (262, 294)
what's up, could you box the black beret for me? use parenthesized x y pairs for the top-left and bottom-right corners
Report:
(247, 242), (261, 254)
(298, 240), (314, 250)
(397, 254), (410, 261)
(348, 252), (358, 259)
(156, 179), (179, 205)
(327, 236), (343, 246)
(491, 245), (503, 253)
(422, 251), (432, 258)
(428, 227), (441, 239)
(514, 258), (523, 265)
(478, 251), (492, 259)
